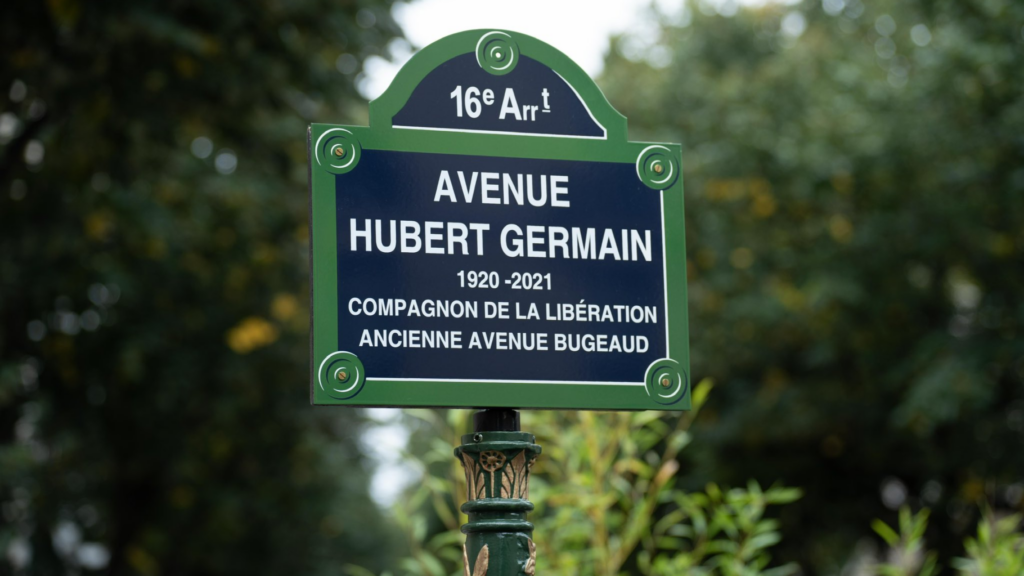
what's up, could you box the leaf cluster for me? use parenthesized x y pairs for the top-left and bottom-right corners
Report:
(873, 506), (1024, 576)
(369, 382), (802, 576)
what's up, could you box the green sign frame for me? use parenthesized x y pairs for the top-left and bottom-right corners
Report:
(309, 29), (689, 410)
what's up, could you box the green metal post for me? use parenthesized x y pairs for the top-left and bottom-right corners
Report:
(455, 410), (541, 576)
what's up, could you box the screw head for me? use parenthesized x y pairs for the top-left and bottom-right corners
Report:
(333, 146), (346, 158)
(660, 377), (671, 388)
(653, 163), (664, 174)
(336, 369), (349, 382)
(495, 50), (503, 60)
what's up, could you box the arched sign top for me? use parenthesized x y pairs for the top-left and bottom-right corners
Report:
(369, 30), (629, 142)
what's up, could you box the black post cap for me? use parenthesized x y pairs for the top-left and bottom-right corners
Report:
(473, 408), (520, 432)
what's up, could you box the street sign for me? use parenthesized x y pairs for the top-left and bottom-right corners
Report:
(309, 30), (689, 410)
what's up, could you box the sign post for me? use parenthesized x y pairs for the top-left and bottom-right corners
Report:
(455, 409), (541, 576)
(309, 29), (689, 574)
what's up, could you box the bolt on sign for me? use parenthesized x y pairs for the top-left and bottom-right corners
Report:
(309, 30), (689, 410)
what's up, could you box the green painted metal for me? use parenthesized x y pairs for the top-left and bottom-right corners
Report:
(308, 29), (690, 411)
(455, 430), (541, 576)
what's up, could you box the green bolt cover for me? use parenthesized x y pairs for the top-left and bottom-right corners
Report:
(315, 128), (361, 174)
(644, 358), (688, 405)
(476, 31), (519, 76)
(636, 145), (679, 190)
(318, 351), (366, 400)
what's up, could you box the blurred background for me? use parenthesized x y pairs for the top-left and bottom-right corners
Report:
(2, 0), (1022, 575)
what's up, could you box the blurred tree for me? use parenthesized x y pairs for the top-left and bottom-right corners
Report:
(599, 0), (1024, 573)
(0, 1), (402, 574)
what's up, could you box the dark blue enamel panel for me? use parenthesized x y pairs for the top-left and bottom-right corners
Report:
(334, 149), (666, 384)
(391, 54), (606, 138)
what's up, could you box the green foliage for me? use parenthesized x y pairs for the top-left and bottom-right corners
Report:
(382, 406), (1024, 576)
(599, 1), (1024, 571)
(953, 510), (1024, 576)
(871, 506), (1024, 576)
(379, 382), (802, 576)
(0, 1), (402, 574)
(871, 507), (939, 576)
(645, 482), (802, 576)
